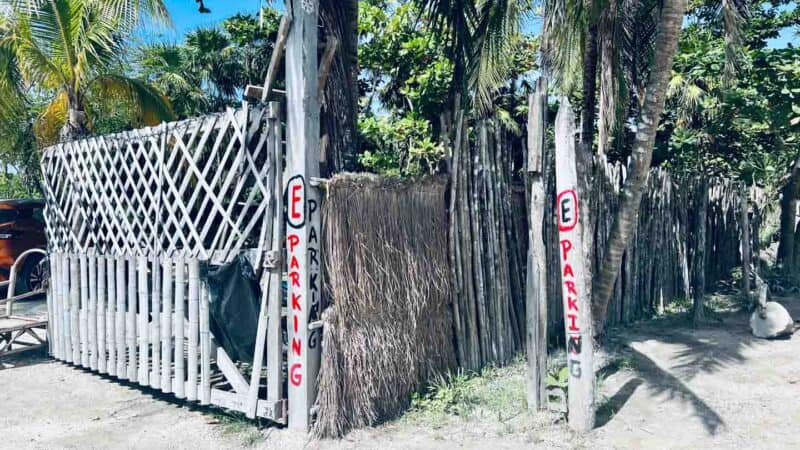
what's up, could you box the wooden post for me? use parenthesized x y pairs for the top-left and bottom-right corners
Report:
(285, 0), (322, 430)
(692, 179), (708, 323)
(525, 78), (548, 411)
(740, 185), (752, 306)
(554, 98), (595, 432)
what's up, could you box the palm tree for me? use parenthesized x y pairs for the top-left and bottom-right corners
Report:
(0, 0), (175, 143)
(590, 0), (687, 331)
(320, 0), (359, 172)
(137, 43), (208, 119)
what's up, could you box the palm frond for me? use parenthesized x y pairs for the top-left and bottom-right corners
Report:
(91, 74), (176, 125)
(34, 90), (68, 145)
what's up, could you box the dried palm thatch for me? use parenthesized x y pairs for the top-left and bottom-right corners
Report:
(315, 173), (456, 438)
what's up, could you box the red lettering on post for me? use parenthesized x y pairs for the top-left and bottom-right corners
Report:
(289, 363), (303, 386)
(568, 296), (579, 311)
(563, 263), (575, 278)
(293, 315), (299, 332)
(290, 255), (299, 270)
(292, 293), (302, 310)
(567, 314), (579, 331)
(287, 234), (300, 252)
(290, 184), (303, 220)
(291, 338), (302, 356)
(560, 239), (573, 260)
(565, 280), (578, 296)
(289, 271), (300, 287)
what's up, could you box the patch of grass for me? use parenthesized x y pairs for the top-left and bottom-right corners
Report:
(206, 410), (265, 447)
(663, 296), (693, 315)
(404, 354), (528, 427)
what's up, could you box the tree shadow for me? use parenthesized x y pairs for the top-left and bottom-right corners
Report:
(625, 345), (726, 435)
(596, 377), (643, 427)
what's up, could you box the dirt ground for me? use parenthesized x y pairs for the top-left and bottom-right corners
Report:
(2, 295), (799, 449)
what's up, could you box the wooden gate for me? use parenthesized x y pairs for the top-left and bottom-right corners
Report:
(40, 102), (288, 422)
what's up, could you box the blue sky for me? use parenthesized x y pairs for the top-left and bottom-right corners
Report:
(157, 0), (795, 48)
(150, 1), (283, 41)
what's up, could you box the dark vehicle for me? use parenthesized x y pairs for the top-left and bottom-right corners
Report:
(0, 199), (47, 293)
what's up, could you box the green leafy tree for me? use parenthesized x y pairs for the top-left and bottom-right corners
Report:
(0, 0), (175, 143)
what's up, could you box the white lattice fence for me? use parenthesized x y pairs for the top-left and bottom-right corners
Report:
(41, 102), (287, 422)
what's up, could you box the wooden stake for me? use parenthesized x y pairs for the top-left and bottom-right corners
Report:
(525, 79), (548, 411)
(741, 185), (752, 306)
(554, 98), (595, 432)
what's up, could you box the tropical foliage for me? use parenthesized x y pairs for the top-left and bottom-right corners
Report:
(137, 10), (281, 119)
(0, 0), (175, 144)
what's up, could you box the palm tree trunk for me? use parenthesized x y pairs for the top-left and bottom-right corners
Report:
(319, 0), (358, 174)
(591, 0), (687, 333)
(60, 103), (88, 142)
(777, 141), (799, 279)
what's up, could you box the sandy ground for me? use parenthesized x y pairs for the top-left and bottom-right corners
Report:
(1, 296), (799, 449)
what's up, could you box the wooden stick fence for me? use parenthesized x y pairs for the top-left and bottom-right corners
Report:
(41, 102), (288, 423)
(541, 156), (759, 338)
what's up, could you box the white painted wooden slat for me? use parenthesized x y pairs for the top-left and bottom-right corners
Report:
(97, 255), (107, 374)
(106, 255), (117, 376)
(116, 255), (127, 378)
(127, 255), (137, 381)
(160, 256), (173, 393)
(151, 254), (161, 389)
(88, 254), (98, 370)
(174, 256), (186, 399)
(199, 280), (211, 405)
(186, 258), (199, 402)
(137, 255), (149, 385)
(80, 254), (89, 367)
(70, 254), (80, 364)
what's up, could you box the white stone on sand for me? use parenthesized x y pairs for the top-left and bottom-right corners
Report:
(750, 302), (794, 338)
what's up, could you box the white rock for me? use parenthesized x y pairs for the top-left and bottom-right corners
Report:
(750, 302), (794, 339)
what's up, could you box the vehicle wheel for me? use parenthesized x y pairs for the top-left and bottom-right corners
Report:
(16, 253), (46, 296)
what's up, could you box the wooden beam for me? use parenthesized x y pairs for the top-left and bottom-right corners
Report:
(317, 36), (338, 98)
(285, 0), (321, 431)
(261, 15), (293, 103)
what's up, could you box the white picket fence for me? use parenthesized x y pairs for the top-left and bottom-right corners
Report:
(40, 102), (287, 422)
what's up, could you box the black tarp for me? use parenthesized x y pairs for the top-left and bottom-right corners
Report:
(206, 255), (261, 363)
